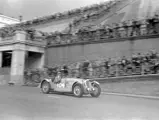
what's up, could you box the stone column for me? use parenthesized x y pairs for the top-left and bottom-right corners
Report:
(9, 30), (27, 85)
(0, 51), (2, 68)
(10, 50), (26, 85)
(39, 53), (45, 69)
(14, 30), (26, 41)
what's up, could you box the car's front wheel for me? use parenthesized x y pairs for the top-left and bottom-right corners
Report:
(73, 84), (84, 97)
(41, 81), (51, 94)
(90, 83), (101, 97)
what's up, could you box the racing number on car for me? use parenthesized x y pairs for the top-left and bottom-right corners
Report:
(65, 81), (69, 87)
(57, 83), (65, 88)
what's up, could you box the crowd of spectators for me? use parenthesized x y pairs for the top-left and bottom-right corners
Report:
(24, 49), (159, 85)
(45, 50), (159, 79)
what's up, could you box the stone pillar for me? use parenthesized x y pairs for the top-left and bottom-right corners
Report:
(39, 53), (45, 69)
(10, 50), (26, 85)
(0, 51), (2, 68)
(14, 30), (26, 41)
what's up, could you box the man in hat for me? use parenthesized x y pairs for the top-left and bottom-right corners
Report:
(62, 65), (69, 77)
(54, 71), (62, 84)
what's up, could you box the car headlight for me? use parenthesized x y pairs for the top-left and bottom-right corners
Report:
(83, 80), (87, 87)
(83, 80), (91, 88)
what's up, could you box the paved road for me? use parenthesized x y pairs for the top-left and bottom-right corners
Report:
(0, 86), (159, 120)
(100, 80), (159, 96)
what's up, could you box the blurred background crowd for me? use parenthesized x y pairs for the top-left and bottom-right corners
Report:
(47, 50), (159, 78)
(24, 49), (159, 84)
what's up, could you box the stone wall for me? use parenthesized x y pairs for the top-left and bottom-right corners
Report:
(45, 36), (159, 66)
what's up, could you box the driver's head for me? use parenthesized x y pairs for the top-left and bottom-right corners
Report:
(61, 69), (65, 76)
(57, 71), (61, 75)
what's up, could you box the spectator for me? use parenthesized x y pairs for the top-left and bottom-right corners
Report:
(104, 58), (110, 77)
(146, 16), (154, 34)
(149, 49), (158, 59)
(136, 20), (141, 36)
(153, 14), (159, 33)
(82, 60), (90, 78)
(131, 19), (139, 36)
(127, 20), (133, 37)
(61, 65), (69, 77)
(122, 21), (129, 37)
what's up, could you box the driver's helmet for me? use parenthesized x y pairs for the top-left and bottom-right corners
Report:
(56, 71), (62, 79)
(61, 68), (65, 71)
(57, 71), (61, 75)
(60, 68), (65, 76)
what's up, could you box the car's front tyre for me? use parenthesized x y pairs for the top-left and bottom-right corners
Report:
(90, 83), (101, 97)
(41, 81), (51, 94)
(73, 84), (84, 97)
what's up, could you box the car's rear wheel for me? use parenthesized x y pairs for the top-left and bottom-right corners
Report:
(41, 81), (51, 94)
(73, 84), (84, 97)
(90, 83), (101, 97)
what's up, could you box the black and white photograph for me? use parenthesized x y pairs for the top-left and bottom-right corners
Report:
(0, 0), (159, 119)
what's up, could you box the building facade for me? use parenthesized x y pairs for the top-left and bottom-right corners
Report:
(0, 0), (159, 85)
(0, 31), (46, 85)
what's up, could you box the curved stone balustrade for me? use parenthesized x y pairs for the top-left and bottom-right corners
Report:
(0, 30), (47, 48)
(46, 18), (159, 46)
(0, 36), (14, 41)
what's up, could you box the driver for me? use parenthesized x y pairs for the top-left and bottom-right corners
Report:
(54, 71), (62, 84)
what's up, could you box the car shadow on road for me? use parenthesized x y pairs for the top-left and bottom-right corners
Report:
(49, 91), (93, 98)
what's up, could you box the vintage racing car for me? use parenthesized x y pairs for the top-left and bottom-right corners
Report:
(40, 73), (101, 97)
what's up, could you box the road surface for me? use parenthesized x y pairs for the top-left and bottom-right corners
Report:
(0, 86), (159, 120)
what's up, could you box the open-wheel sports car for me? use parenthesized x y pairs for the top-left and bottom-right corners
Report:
(39, 73), (101, 98)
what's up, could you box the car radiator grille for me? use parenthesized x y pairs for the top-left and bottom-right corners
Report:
(86, 80), (92, 88)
